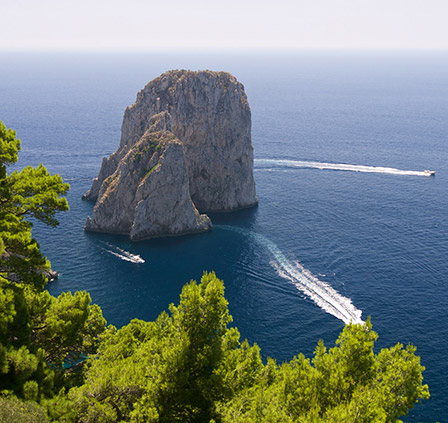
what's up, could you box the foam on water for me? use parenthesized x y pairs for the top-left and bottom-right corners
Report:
(255, 158), (434, 177)
(218, 226), (363, 325)
(101, 242), (145, 264)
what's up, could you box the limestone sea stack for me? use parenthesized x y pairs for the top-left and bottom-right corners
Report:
(84, 70), (257, 240)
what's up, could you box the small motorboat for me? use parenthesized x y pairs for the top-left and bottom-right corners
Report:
(128, 254), (145, 264)
(424, 170), (436, 176)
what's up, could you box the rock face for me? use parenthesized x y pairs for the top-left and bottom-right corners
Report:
(84, 70), (257, 240)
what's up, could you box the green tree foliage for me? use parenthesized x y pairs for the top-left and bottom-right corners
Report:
(0, 121), (69, 290)
(0, 121), (107, 420)
(0, 396), (49, 423)
(71, 273), (429, 423)
(70, 272), (263, 423)
(218, 319), (429, 423)
(26, 289), (106, 370)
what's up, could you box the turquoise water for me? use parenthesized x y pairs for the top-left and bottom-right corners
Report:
(1, 50), (447, 421)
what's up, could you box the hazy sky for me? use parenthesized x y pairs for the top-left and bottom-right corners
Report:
(1, 0), (447, 50)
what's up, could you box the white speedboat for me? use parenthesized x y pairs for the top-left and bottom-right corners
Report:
(424, 170), (436, 176)
(127, 254), (145, 264)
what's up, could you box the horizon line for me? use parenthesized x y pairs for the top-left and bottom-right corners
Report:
(1, 46), (448, 53)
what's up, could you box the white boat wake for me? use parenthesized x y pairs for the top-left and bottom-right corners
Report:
(102, 243), (145, 264)
(255, 158), (434, 177)
(219, 225), (363, 325)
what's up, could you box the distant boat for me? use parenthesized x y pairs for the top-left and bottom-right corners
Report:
(424, 170), (436, 176)
(127, 254), (145, 264)
(105, 249), (145, 264)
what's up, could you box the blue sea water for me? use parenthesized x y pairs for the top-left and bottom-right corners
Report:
(1, 50), (447, 421)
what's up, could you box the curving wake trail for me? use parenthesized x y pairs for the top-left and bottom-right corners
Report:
(255, 158), (433, 177)
(219, 225), (363, 325)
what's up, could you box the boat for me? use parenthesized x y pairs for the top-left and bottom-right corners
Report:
(127, 254), (145, 264)
(424, 170), (436, 176)
(105, 249), (145, 263)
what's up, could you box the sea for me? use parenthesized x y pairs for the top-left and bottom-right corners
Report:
(0, 50), (447, 422)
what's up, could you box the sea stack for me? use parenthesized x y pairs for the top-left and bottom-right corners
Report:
(84, 70), (257, 240)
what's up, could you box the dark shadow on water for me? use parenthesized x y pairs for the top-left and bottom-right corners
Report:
(206, 203), (259, 227)
(82, 204), (259, 248)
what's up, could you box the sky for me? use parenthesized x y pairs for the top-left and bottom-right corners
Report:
(1, 0), (448, 50)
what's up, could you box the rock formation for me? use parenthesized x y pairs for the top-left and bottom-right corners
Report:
(84, 70), (257, 240)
